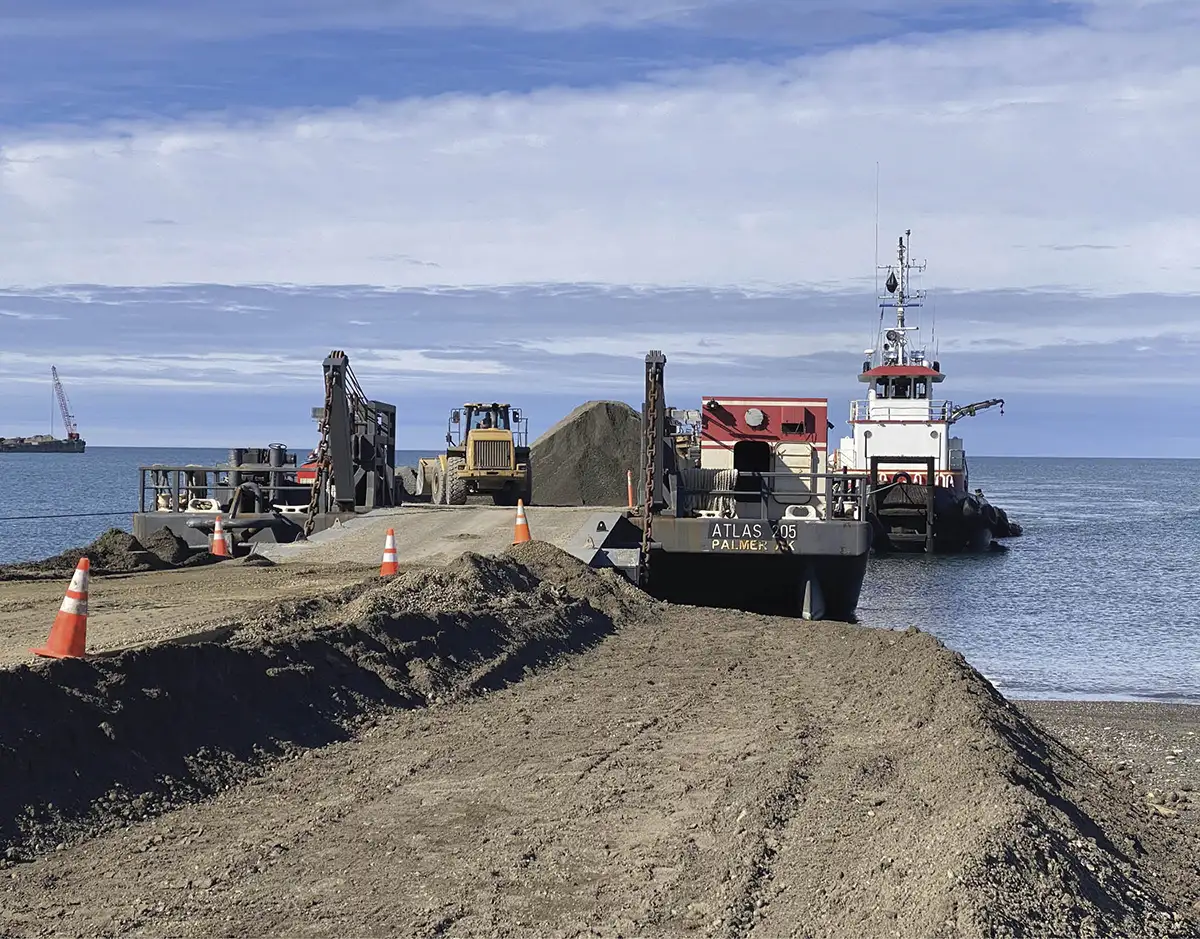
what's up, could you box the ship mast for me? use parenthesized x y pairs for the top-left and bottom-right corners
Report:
(876, 229), (928, 368)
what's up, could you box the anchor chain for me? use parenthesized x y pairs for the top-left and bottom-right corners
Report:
(639, 358), (661, 588)
(302, 372), (335, 537)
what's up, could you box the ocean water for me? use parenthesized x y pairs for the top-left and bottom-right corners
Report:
(0, 450), (1197, 702)
(856, 457), (1200, 704)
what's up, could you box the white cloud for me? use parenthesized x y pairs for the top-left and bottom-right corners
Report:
(0, 347), (509, 390)
(0, 6), (1198, 295)
(0, 309), (64, 320)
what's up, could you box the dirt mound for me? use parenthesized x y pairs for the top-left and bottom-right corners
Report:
(505, 540), (650, 618)
(0, 545), (645, 860)
(753, 625), (1200, 937)
(531, 400), (642, 506)
(141, 527), (192, 566)
(0, 527), (226, 581)
(0, 529), (167, 581)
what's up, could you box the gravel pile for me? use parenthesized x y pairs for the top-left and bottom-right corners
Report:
(0, 527), (213, 581)
(0, 544), (646, 860)
(141, 527), (192, 566)
(530, 400), (642, 506)
(0, 529), (159, 581)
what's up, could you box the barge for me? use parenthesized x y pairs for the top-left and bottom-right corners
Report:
(570, 351), (872, 620)
(1, 367), (86, 453)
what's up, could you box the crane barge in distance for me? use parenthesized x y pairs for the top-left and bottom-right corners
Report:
(0, 367), (86, 453)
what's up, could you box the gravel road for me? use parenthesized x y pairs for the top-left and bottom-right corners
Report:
(1, 545), (1196, 938)
(0, 506), (605, 667)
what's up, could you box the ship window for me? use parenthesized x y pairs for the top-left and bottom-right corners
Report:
(893, 377), (912, 399)
(914, 379), (928, 399)
(875, 378), (889, 398)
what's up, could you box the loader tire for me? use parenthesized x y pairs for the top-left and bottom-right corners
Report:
(446, 457), (468, 506)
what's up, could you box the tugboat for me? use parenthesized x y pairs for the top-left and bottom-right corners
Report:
(831, 230), (1021, 552)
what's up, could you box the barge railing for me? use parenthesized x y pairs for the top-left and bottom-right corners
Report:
(675, 469), (871, 522)
(137, 462), (312, 516)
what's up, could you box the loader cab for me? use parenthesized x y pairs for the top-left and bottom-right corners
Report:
(465, 404), (511, 431)
(447, 403), (529, 450)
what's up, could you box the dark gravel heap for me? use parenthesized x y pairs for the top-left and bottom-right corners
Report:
(0, 545), (647, 861)
(530, 400), (643, 506)
(0, 527), (214, 581)
(141, 528), (192, 567)
(0, 529), (160, 581)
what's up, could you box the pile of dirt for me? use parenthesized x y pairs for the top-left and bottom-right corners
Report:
(141, 527), (192, 566)
(0, 529), (162, 581)
(0, 544), (650, 860)
(530, 400), (643, 506)
(738, 625), (1200, 937)
(0, 527), (218, 581)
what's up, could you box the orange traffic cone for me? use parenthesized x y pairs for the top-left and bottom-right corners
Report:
(512, 499), (532, 545)
(33, 557), (90, 659)
(380, 528), (399, 576)
(211, 514), (230, 557)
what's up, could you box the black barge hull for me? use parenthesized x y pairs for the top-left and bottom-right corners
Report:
(568, 512), (872, 621)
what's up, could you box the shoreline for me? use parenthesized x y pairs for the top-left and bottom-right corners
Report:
(1017, 699), (1199, 836)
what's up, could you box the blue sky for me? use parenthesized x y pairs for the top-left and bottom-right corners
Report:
(1, 0), (1198, 454)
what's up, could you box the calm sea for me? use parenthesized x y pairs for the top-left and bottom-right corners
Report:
(1, 450), (1197, 703)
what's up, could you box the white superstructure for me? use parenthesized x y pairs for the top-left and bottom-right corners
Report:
(832, 230), (1001, 491)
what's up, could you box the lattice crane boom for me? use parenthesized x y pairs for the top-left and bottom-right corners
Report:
(51, 366), (80, 440)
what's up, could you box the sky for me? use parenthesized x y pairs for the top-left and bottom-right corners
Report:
(1, 0), (1198, 455)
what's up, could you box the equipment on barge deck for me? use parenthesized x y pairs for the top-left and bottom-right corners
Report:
(1, 367), (86, 453)
(831, 230), (1023, 553)
(131, 350), (398, 552)
(568, 351), (873, 621)
(414, 403), (531, 506)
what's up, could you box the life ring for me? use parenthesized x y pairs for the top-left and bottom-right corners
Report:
(892, 471), (912, 484)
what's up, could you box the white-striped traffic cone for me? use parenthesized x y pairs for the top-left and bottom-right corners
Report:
(380, 528), (399, 576)
(512, 500), (531, 545)
(211, 514), (230, 557)
(32, 557), (89, 659)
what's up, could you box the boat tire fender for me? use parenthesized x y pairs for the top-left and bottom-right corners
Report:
(892, 471), (912, 484)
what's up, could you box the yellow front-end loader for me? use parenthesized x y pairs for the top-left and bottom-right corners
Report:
(416, 403), (531, 505)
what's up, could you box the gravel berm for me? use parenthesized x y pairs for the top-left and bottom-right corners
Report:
(530, 399), (642, 506)
(0, 528), (214, 582)
(0, 545), (1197, 937)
